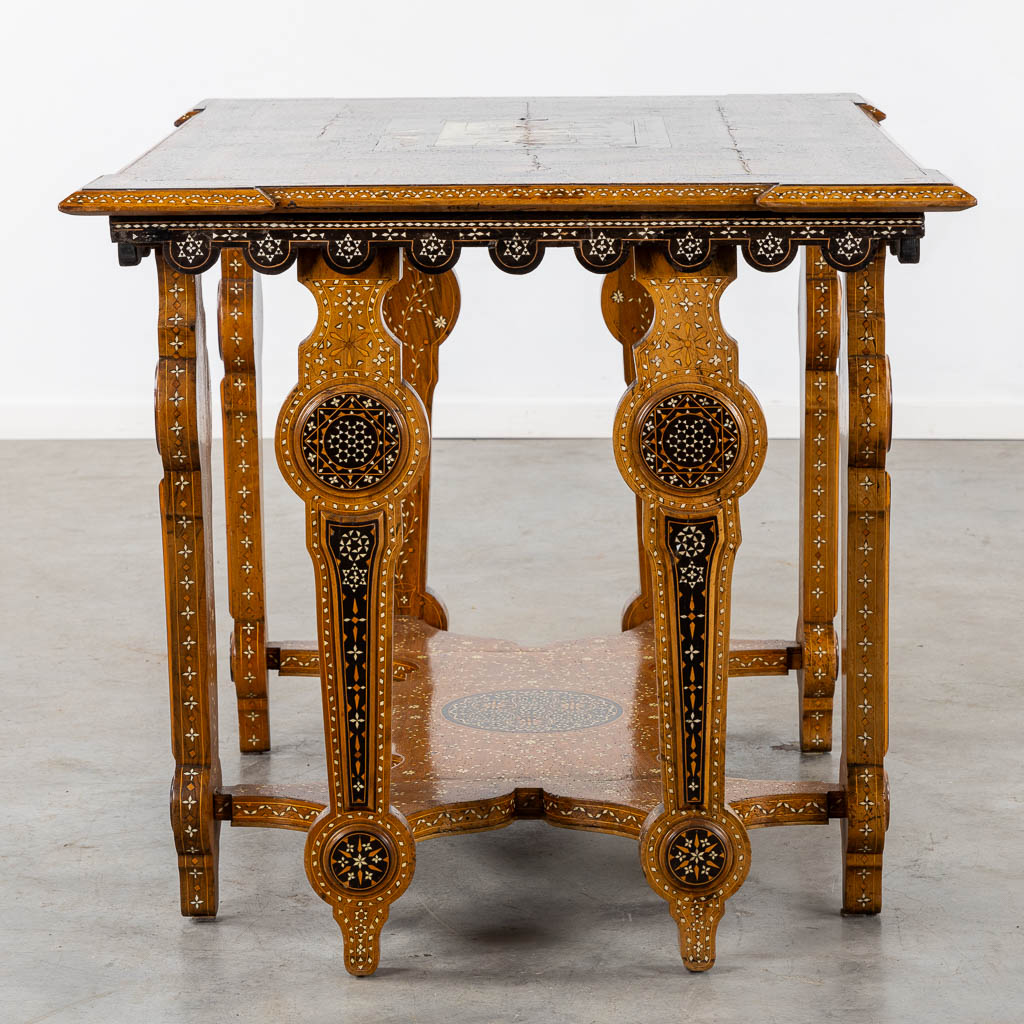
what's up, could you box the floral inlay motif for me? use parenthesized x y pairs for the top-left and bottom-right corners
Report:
(666, 826), (728, 886)
(328, 831), (391, 892)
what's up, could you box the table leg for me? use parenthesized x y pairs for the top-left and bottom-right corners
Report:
(797, 248), (842, 751)
(382, 265), (460, 629)
(601, 266), (654, 630)
(155, 253), (222, 916)
(613, 245), (767, 970)
(277, 249), (428, 975)
(841, 249), (890, 913)
(218, 249), (271, 752)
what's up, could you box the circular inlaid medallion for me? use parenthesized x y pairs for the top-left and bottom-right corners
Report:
(665, 825), (729, 887)
(326, 829), (393, 893)
(639, 391), (740, 490)
(442, 689), (622, 733)
(299, 392), (402, 491)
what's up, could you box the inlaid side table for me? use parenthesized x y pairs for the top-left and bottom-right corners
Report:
(60, 95), (974, 974)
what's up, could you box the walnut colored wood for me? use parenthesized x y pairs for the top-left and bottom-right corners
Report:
(841, 250), (890, 914)
(612, 245), (766, 970)
(217, 250), (271, 752)
(797, 249), (842, 752)
(276, 249), (428, 975)
(155, 253), (222, 917)
(59, 95), (975, 977)
(601, 265), (655, 630)
(382, 265), (460, 629)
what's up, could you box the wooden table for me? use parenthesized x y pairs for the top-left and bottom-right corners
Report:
(60, 95), (974, 974)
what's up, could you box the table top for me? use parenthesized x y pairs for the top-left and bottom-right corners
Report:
(60, 94), (974, 217)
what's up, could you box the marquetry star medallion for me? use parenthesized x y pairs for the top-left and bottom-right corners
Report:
(300, 393), (401, 491)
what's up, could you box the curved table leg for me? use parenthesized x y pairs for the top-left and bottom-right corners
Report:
(613, 245), (767, 970)
(277, 248), (428, 974)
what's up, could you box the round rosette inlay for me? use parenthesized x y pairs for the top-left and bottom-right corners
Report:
(326, 829), (395, 894)
(664, 824), (730, 888)
(639, 391), (741, 490)
(299, 392), (402, 491)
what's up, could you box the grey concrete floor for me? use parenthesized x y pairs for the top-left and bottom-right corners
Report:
(1, 439), (1022, 1023)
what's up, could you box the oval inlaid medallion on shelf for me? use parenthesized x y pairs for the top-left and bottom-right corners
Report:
(442, 689), (623, 733)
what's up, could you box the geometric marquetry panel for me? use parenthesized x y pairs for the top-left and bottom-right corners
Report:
(639, 391), (740, 490)
(299, 392), (401, 491)
(665, 825), (729, 887)
(327, 830), (393, 892)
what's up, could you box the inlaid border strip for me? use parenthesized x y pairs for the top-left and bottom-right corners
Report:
(220, 784), (845, 837)
(60, 180), (974, 216)
(109, 214), (928, 275)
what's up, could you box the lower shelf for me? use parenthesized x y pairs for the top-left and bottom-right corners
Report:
(219, 621), (844, 840)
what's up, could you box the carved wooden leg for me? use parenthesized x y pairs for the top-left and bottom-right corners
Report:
(841, 249), (890, 913)
(218, 249), (271, 752)
(156, 253), (221, 916)
(382, 265), (459, 629)
(601, 266), (655, 630)
(277, 249), (426, 975)
(613, 245), (766, 970)
(797, 248), (841, 751)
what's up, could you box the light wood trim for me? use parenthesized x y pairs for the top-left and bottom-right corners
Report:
(267, 636), (800, 679)
(758, 183), (976, 212)
(59, 188), (274, 214)
(220, 780), (844, 837)
(59, 180), (975, 217)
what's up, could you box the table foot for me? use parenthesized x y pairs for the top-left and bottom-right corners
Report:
(306, 810), (416, 976)
(642, 806), (751, 971)
(671, 896), (725, 972)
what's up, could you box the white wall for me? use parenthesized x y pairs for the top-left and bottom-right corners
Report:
(2, 0), (1020, 439)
